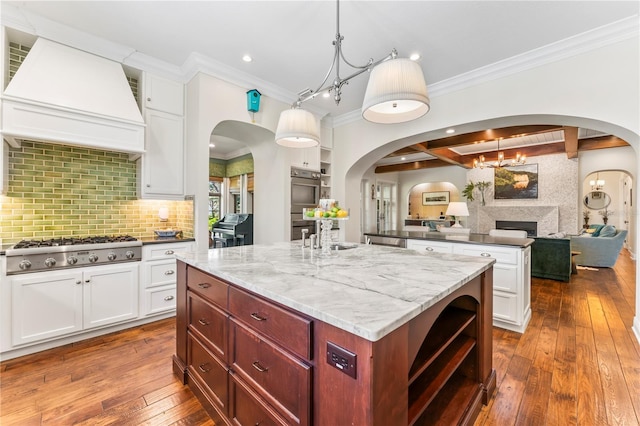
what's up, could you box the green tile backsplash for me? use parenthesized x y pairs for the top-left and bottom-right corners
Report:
(0, 141), (193, 244)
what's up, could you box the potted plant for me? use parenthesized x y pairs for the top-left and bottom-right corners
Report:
(583, 210), (590, 228)
(599, 209), (613, 224)
(463, 181), (491, 206)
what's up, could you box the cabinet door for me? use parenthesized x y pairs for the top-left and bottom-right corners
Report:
(290, 146), (320, 171)
(11, 271), (83, 345)
(83, 264), (139, 329)
(140, 110), (184, 198)
(144, 73), (184, 115)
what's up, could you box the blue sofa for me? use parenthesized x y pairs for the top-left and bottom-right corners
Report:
(570, 228), (628, 267)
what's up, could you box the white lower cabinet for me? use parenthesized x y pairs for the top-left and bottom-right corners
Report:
(408, 239), (531, 333)
(10, 263), (139, 346)
(141, 242), (194, 316)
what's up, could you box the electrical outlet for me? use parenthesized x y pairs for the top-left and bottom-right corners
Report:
(326, 341), (357, 379)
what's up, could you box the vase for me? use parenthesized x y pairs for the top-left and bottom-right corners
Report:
(603, 217), (608, 224)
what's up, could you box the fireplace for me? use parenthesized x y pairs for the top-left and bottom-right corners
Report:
(496, 220), (537, 237)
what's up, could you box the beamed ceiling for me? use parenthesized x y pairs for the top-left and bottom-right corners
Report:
(374, 126), (629, 173)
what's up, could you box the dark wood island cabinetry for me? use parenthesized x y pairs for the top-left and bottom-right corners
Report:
(173, 243), (496, 425)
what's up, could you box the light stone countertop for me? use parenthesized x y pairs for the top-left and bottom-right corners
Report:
(175, 241), (495, 342)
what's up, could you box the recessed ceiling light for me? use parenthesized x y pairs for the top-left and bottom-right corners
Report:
(242, 55), (252, 63)
(209, 143), (215, 148)
(446, 128), (455, 134)
(401, 157), (406, 161)
(322, 92), (330, 98)
(409, 53), (421, 61)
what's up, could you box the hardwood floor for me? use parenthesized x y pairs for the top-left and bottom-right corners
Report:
(1, 251), (638, 425)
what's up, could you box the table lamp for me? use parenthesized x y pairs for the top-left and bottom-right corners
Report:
(445, 202), (469, 228)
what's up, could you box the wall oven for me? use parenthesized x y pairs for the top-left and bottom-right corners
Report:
(291, 167), (321, 240)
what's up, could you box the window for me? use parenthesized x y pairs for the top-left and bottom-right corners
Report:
(209, 177), (222, 228)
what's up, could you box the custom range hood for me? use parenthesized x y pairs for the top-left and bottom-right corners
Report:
(2, 38), (145, 153)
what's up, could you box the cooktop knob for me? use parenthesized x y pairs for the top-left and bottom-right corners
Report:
(107, 252), (117, 261)
(67, 256), (78, 265)
(89, 254), (99, 263)
(125, 250), (135, 259)
(19, 259), (32, 270)
(44, 258), (56, 268)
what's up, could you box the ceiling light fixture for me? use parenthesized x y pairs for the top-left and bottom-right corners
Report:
(275, 0), (430, 148)
(590, 173), (605, 190)
(473, 138), (526, 169)
(242, 54), (252, 62)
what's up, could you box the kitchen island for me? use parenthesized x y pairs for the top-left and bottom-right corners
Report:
(173, 242), (496, 426)
(366, 230), (534, 333)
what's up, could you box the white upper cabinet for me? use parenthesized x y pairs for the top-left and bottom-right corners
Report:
(290, 145), (320, 171)
(144, 74), (184, 115)
(138, 73), (185, 199)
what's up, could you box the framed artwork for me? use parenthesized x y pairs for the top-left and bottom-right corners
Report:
(494, 164), (538, 199)
(422, 191), (450, 205)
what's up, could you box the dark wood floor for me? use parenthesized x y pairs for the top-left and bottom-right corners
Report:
(1, 251), (638, 425)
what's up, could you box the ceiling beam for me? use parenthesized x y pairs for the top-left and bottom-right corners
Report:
(375, 159), (452, 173)
(564, 126), (579, 158)
(579, 135), (629, 150)
(425, 125), (562, 149)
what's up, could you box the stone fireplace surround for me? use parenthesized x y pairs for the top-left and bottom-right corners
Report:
(477, 206), (559, 237)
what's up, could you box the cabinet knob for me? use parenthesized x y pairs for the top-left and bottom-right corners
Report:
(250, 312), (267, 322)
(198, 318), (209, 326)
(146, 184), (151, 188)
(198, 363), (211, 373)
(425, 247), (434, 251)
(164, 269), (175, 275)
(197, 283), (211, 289)
(252, 361), (268, 372)
(76, 280), (82, 285)
(165, 250), (175, 255)
(480, 252), (492, 257)
(85, 279), (91, 283)
(164, 295), (174, 301)
(147, 97), (151, 102)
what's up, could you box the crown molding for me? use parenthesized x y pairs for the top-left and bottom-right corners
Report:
(332, 15), (640, 128)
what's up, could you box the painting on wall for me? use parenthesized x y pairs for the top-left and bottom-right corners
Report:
(494, 164), (538, 199)
(422, 191), (450, 205)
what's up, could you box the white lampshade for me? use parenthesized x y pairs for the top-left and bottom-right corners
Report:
(445, 202), (469, 228)
(158, 207), (169, 221)
(362, 58), (430, 124)
(275, 108), (320, 148)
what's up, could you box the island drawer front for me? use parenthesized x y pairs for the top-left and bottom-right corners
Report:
(230, 318), (311, 426)
(229, 372), (288, 426)
(188, 333), (229, 414)
(188, 291), (228, 361)
(229, 287), (312, 360)
(453, 245), (519, 265)
(187, 267), (228, 308)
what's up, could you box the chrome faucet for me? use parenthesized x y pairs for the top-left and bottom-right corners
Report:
(301, 229), (309, 248)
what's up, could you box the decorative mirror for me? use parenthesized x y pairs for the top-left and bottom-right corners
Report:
(583, 191), (611, 210)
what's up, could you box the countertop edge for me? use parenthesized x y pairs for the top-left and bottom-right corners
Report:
(365, 231), (534, 248)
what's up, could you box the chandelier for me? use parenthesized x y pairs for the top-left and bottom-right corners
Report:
(590, 173), (605, 190)
(473, 138), (526, 169)
(275, 0), (430, 148)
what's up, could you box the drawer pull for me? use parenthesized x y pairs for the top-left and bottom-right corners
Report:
(165, 250), (175, 255)
(425, 247), (434, 251)
(250, 312), (267, 322)
(197, 283), (211, 289)
(198, 363), (211, 373)
(198, 318), (209, 326)
(480, 252), (492, 257)
(164, 295), (174, 301)
(164, 269), (175, 275)
(252, 361), (268, 372)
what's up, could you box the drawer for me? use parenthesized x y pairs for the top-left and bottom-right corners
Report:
(229, 287), (312, 360)
(230, 319), (311, 426)
(144, 284), (176, 315)
(187, 266), (228, 308)
(454, 245), (519, 265)
(188, 291), (228, 360)
(406, 239), (453, 253)
(229, 372), (288, 426)
(147, 260), (177, 287)
(144, 243), (193, 260)
(493, 291), (519, 324)
(188, 333), (228, 414)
